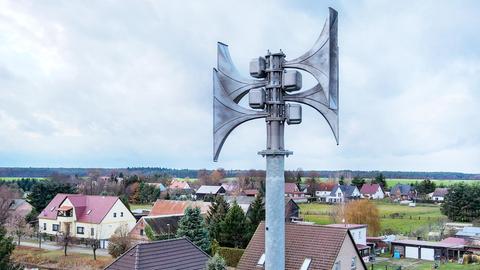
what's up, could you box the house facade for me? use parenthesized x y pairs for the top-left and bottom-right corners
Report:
(237, 222), (367, 270)
(360, 184), (384, 199)
(285, 183), (307, 203)
(390, 184), (416, 200)
(431, 188), (448, 202)
(38, 194), (136, 248)
(326, 224), (370, 262)
(315, 183), (336, 202)
(327, 185), (361, 203)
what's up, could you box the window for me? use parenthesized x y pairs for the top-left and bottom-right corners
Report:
(50, 206), (56, 212)
(334, 261), (341, 270)
(120, 212), (123, 217)
(52, 224), (59, 231)
(77, 226), (84, 235)
(300, 258), (312, 270)
(43, 223), (46, 230)
(257, 253), (265, 266)
(113, 212), (117, 218)
(87, 209), (92, 215)
(140, 229), (144, 236)
(91, 228), (95, 236)
(351, 257), (357, 270)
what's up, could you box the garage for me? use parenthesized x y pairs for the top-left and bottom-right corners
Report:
(405, 246), (419, 259)
(420, 248), (435, 261)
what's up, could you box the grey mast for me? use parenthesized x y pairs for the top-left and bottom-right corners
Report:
(213, 8), (339, 270)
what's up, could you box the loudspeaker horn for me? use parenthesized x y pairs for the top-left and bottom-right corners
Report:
(217, 42), (267, 103)
(213, 69), (267, 161)
(283, 7), (338, 111)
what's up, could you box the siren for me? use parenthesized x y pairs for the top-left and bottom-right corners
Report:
(213, 69), (267, 161)
(283, 7), (339, 143)
(216, 43), (267, 103)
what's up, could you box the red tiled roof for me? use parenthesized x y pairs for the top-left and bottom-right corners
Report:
(433, 188), (449, 197)
(149, 200), (211, 216)
(39, 194), (119, 224)
(284, 183), (299, 193)
(440, 237), (466, 245)
(169, 180), (190, 189)
(244, 189), (259, 196)
(237, 222), (367, 270)
(360, 183), (382, 195)
(317, 182), (336, 192)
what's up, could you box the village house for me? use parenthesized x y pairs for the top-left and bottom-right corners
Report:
(326, 224), (370, 262)
(285, 183), (307, 203)
(221, 182), (240, 195)
(168, 179), (191, 190)
(390, 184), (416, 200)
(327, 185), (361, 203)
(431, 188), (448, 202)
(105, 238), (210, 270)
(315, 182), (336, 202)
(225, 195), (256, 213)
(195, 185), (226, 200)
(8, 199), (33, 219)
(285, 198), (300, 222)
(129, 199), (211, 241)
(38, 194), (136, 248)
(243, 189), (259, 197)
(146, 182), (166, 192)
(237, 222), (367, 270)
(360, 183), (384, 199)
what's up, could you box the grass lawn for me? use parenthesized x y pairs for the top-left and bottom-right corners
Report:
(368, 258), (480, 270)
(300, 201), (447, 235)
(130, 203), (154, 211)
(13, 246), (113, 270)
(385, 178), (476, 188)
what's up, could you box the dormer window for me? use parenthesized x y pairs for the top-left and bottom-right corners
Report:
(257, 253), (265, 266)
(50, 206), (56, 212)
(300, 258), (312, 270)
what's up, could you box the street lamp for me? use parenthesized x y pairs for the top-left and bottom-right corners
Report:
(212, 7), (340, 270)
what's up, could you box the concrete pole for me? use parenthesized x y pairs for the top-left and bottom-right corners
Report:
(265, 154), (285, 270)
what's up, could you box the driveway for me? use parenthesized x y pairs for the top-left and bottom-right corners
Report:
(18, 239), (109, 256)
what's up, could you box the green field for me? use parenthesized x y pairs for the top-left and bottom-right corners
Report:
(300, 201), (447, 235)
(385, 178), (477, 188)
(130, 203), (154, 211)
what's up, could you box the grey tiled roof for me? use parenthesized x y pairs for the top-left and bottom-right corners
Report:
(104, 238), (210, 270)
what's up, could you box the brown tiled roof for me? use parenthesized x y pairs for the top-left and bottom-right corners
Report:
(237, 222), (366, 270)
(284, 183), (299, 193)
(360, 183), (382, 195)
(105, 238), (210, 270)
(149, 200), (211, 216)
(432, 188), (449, 197)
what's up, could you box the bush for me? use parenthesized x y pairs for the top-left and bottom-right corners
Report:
(218, 247), (244, 267)
(206, 253), (226, 270)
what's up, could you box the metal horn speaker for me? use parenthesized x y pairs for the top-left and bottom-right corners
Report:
(213, 69), (267, 161)
(283, 7), (339, 143)
(217, 42), (267, 103)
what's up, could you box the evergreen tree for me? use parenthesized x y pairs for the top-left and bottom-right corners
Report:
(206, 253), (227, 270)
(206, 196), (230, 241)
(374, 173), (387, 188)
(0, 227), (21, 270)
(351, 176), (365, 189)
(441, 183), (480, 222)
(176, 207), (210, 252)
(339, 175), (345, 185)
(27, 181), (76, 212)
(247, 194), (265, 237)
(219, 202), (247, 248)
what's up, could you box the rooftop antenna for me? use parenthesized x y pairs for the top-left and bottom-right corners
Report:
(212, 8), (339, 270)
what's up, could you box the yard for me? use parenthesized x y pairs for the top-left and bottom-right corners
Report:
(300, 201), (447, 235)
(368, 257), (480, 270)
(12, 246), (113, 270)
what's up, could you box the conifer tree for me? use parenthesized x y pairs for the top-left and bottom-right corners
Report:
(247, 194), (265, 237)
(206, 196), (230, 241)
(219, 202), (247, 248)
(176, 207), (210, 252)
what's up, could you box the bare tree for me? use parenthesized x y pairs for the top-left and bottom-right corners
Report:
(0, 186), (18, 226)
(108, 224), (132, 258)
(6, 212), (32, 245)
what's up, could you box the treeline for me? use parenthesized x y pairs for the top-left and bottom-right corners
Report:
(0, 167), (478, 180)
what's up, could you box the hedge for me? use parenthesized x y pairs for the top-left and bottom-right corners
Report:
(218, 247), (245, 267)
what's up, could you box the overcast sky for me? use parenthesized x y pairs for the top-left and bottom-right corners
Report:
(0, 1), (479, 173)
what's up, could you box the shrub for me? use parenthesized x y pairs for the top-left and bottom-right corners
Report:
(218, 247), (244, 267)
(206, 253), (226, 270)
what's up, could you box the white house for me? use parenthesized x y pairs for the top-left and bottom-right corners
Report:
(431, 188), (448, 202)
(327, 185), (361, 203)
(360, 183), (385, 199)
(38, 194), (136, 248)
(327, 224), (370, 262)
